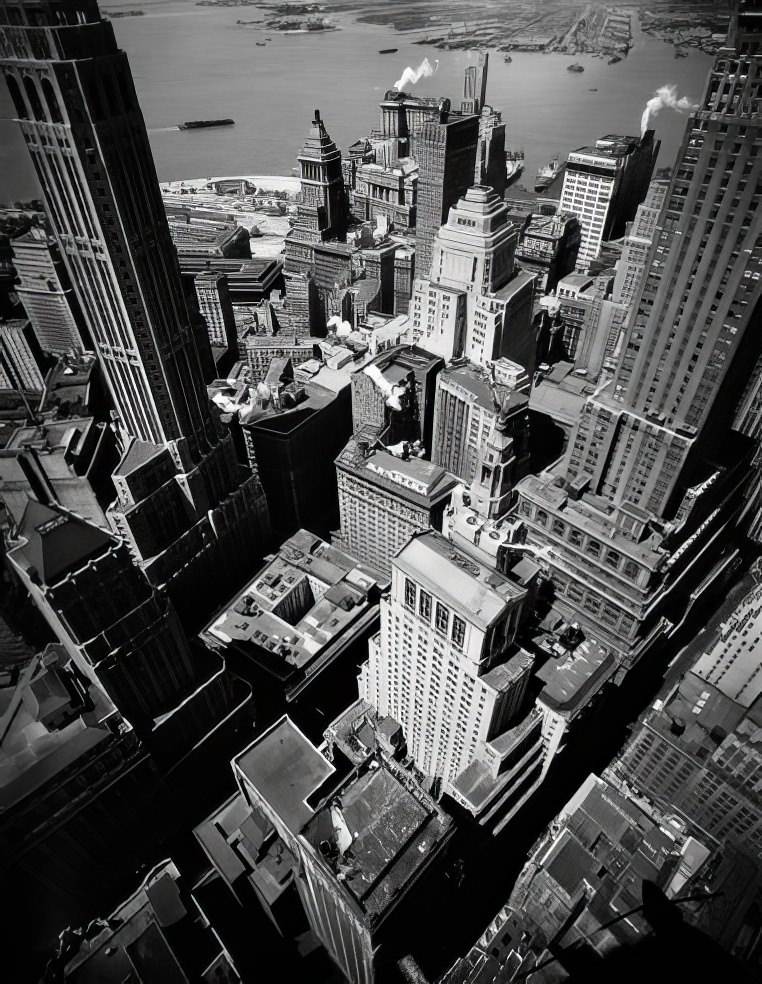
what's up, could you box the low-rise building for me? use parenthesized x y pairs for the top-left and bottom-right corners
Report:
(201, 529), (386, 702)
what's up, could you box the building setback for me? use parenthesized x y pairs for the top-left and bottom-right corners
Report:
(6, 499), (253, 769)
(414, 111), (480, 281)
(1, 0), (272, 629)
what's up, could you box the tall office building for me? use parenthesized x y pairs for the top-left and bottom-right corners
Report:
(414, 110), (480, 280)
(559, 132), (659, 271)
(611, 178), (670, 308)
(431, 359), (529, 484)
(11, 226), (88, 354)
(283, 109), (348, 330)
(7, 498), (253, 766)
(359, 531), (547, 828)
(409, 186), (537, 369)
(0, 318), (46, 391)
(513, 9), (762, 666)
(612, 565), (762, 859)
(221, 716), (453, 984)
(566, 19), (762, 519)
(0, 0), (271, 623)
(335, 433), (457, 576)
(194, 270), (238, 354)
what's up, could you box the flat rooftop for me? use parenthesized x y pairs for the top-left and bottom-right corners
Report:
(203, 530), (383, 684)
(336, 435), (458, 508)
(234, 715), (452, 920)
(536, 639), (616, 717)
(438, 362), (529, 413)
(395, 530), (525, 631)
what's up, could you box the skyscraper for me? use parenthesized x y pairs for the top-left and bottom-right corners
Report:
(283, 109), (348, 331)
(6, 498), (253, 766)
(194, 270), (238, 354)
(566, 16), (762, 519)
(512, 8), (762, 666)
(559, 132), (659, 272)
(1, 1), (217, 455)
(11, 226), (88, 354)
(359, 530), (547, 828)
(414, 110), (480, 280)
(409, 186), (537, 369)
(0, 0), (271, 622)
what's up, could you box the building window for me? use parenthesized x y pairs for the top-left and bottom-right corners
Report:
(586, 540), (602, 558)
(404, 578), (416, 609)
(436, 602), (449, 633)
(452, 616), (466, 649)
(419, 590), (432, 620)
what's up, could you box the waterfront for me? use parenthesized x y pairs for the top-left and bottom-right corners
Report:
(1, 0), (712, 203)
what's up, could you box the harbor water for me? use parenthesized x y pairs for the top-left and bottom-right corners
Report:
(2, 1), (711, 203)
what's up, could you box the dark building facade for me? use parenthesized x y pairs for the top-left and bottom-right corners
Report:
(414, 110), (480, 281)
(0, 0), (272, 627)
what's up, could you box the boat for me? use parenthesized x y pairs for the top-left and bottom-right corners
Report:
(256, 41), (266, 46)
(589, 87), (598, 91)
(504, 54), (512, 63)
(608, 54), (622, 64)
(505, 150), (524, 186)
(675, 48), (688, 58)
(178, 119), (235, 130)
(379, 47), (398, 54)
(535, 156), (565, 193)
(567, 62), (584, 73)
(265, 36), (272, 40)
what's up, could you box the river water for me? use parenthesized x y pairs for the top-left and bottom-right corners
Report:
(1, 0), (712, 203)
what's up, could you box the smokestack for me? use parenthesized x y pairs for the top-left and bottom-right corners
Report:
(314, 108), (321, 123)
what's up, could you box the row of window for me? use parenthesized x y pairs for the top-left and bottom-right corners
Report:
(403, 578), (467, 648)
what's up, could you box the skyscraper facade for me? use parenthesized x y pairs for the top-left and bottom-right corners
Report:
(512, 9), (762, 667)
(359, 531), (544, 827)
(559, 132), (659, 272)
(414, 110), (479, 281)
(566, 21), (762, 519)
(283, 110), (348, 331)
(11, 226), (88, 354)
(0, 0), (271, 623)
(195, 270), (238, 354)
(409, 186), (537, 368)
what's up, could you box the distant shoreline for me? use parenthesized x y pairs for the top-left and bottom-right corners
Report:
(161, 174), (301, 195)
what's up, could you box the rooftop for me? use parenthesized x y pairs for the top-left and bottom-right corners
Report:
(536, 639), (616, 717)
(438, 361), (529, 414)
(202, 530), (384, 690)
(235, 715), (452, 920)
(336, 434), (458, 508)
(395, 530), (525, 630)
(9, 499), (114, 585)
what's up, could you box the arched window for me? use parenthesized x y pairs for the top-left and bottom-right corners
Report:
(41, 77), (63, 124)
(22, 75), (45, 122)
(4, 74), (27, 119)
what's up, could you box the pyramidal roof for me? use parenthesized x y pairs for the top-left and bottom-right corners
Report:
(298, 109), (340, 162)
(14, 499), (114, 586)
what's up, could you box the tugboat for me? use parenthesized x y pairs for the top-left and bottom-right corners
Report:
(535, 156), (565, 193)
(505, 149), (524, 186)
(567, 62), (584, 73)
(178, 119), (235, 130)
(379, 47), (398, 54)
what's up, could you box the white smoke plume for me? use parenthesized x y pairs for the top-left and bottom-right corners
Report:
(641, 85), (696, 136)
(394, 57), (437, 92)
